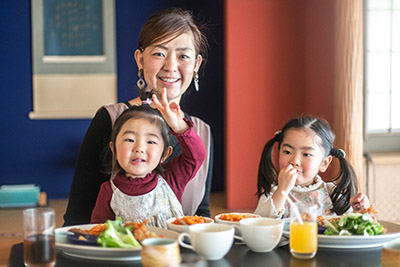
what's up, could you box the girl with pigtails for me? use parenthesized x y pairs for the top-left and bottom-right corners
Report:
(254, 116), (371, 218)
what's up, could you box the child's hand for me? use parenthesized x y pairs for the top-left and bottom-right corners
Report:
(350, 192), (371, 212)
(271, 164), (299, 213)
(276, 164), (298, 194)
(152, 88), (189, 134)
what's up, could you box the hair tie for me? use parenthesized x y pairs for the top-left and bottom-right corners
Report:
(330, 148), (346, 158)
(142, 98), (152, 105)
(274, 130), (282, 141)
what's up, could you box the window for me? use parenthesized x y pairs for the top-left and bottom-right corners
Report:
(364, 0), (400, 152)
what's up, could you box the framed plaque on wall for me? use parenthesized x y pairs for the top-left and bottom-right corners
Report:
(29, 0), (116, 119)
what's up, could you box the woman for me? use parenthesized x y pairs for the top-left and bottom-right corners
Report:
(63, 8), (213, 226)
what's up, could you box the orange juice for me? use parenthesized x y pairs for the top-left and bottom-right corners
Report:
(290, 221), (317, 258)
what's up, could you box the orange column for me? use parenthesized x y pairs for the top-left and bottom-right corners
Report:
(333, 0), (364, 187)
(225, 0), (307, 209)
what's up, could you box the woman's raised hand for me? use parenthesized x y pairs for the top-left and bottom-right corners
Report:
(152, 88), (189, 134)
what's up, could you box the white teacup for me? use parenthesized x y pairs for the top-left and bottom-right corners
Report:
(178, 223), (234, 260)
(382, 239), (400, 266)
(141, 238), (181, 267)
(234, 217), (283, 253)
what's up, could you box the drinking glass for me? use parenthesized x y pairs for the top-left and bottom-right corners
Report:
(23, 208), (56, 267)
(289, 204), (318, 259)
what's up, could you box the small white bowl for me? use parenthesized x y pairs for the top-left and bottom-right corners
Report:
(166, 216), (214, 233)
(214, 212), (261, 225)
(236, 217), (283, 252)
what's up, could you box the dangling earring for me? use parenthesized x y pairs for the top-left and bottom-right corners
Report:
(137, 69), (145, 90)
(194, 71), (199, 91)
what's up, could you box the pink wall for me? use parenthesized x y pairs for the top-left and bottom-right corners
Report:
(225, 0), (335, 209)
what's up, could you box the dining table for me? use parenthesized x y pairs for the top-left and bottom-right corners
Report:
(7, 239), (397, 267)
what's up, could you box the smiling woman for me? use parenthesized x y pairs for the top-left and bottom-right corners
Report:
(135, 33), (202, 104)
(63, 8), (213, 227)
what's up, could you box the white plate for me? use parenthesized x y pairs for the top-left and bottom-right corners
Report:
(282, 220), (400, 249)
(166, 216), (214, 233)
(214, 213), (261, 225)
(55, 224), (179, 261)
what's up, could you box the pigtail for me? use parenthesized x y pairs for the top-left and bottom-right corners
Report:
(329, 148), (358, 215)
(256, 133), (281, 199)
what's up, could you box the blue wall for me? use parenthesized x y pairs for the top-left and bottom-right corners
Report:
(0, 0), (224, 198)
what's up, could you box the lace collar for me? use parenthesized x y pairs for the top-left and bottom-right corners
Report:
(292, 175), (324, 192)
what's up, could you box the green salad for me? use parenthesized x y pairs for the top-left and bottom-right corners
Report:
(320, 213), (385, 236)
(97, 217), (141, 248)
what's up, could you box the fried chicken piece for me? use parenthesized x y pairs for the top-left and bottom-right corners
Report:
(68, 223), (107, 236)
(124, 219), (161, 242)
(68, 228), (89, 235)
(360, 204), (378, 214)
(124, 219), (149, 232)
(68, 219), (161, 242)
(133, 228), (160, 242)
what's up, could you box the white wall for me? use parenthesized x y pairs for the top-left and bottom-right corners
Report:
(362, 153), (400, 222)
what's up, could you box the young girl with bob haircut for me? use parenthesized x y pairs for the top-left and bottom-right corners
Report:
(254, 116), (371, 218)
(90, 89), (206, 228)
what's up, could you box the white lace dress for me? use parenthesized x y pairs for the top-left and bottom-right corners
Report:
(254, 175), (337, 219)
(110, 175), (184, 228)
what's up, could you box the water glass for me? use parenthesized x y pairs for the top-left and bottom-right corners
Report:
(289, 204), (318, 259)
(23, 208), (56, 267)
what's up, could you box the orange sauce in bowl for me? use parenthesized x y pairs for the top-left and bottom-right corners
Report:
(171, 215), (206, 225)
(218, 213), (257, 222)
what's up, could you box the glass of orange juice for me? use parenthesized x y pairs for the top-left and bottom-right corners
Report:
(289, 204), (318, 259)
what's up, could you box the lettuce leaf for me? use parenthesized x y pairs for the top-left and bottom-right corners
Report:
(323, 213), (384, 236)
(97, 217), (142, 248)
